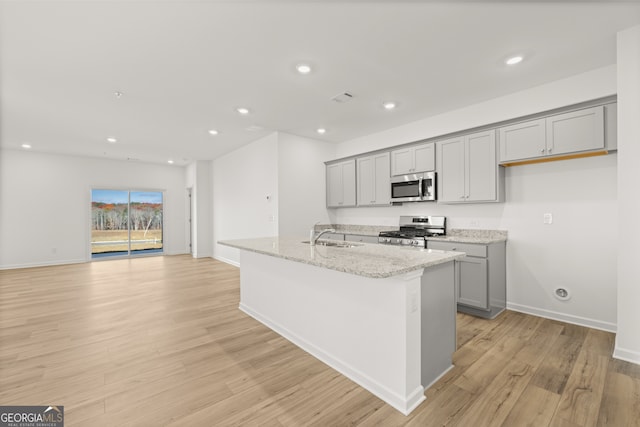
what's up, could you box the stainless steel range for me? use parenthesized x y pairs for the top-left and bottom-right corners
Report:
(378, 216), (446, 247)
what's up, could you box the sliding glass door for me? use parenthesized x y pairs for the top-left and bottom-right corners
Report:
(91, 189), (163, 259)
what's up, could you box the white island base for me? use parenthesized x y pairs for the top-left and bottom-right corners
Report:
(238, 250), (456, 415)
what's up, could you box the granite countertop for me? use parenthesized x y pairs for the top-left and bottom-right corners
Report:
(218, 237), (464, 279)
(314, 224), (396, 237)
(316, 224), (508, 244)
(426, 229), (508, 244)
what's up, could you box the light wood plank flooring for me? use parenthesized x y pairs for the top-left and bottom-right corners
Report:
(1, 255), (639, 426)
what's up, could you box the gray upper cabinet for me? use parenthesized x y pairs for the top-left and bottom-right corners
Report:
(499, 118), (546, 162)
(326, 160), (356, 208)
(391, 143), (435, 176)
(438, 130), (500, 203)
(546, 106), (604, 156)
(357, 152), (391, 206)
(499, 105), (606, 163)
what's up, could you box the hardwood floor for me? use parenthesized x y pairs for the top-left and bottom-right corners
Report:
(1, 255), (639, 426)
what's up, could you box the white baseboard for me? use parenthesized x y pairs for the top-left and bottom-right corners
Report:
(507, 302), (617, 333)
(239, 302), (424, 415)
(191, 252), (212, 259)
(213, 255), (240, 268)
(0, 258), (87, 270)
(613, 345), (640, 365)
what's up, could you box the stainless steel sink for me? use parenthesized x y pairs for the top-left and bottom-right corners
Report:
(301, 240), (362, 248)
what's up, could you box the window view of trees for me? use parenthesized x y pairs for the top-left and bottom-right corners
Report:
(91, 189), (163, 258)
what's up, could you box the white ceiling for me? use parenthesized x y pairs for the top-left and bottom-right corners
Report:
(2, 1), (640, 166)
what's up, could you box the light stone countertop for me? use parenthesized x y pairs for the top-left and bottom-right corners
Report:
(426, 229), (508, 244)
(315, 224), (508, 244)
(218, 237), (464, 279)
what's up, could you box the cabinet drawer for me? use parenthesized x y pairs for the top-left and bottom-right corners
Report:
(427, 241), (487, 257)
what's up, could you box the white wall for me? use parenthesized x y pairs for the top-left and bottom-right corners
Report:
(615, 25), (640, 364)
(277, 133), (335, 237)
(212, 133), (279, 265)
(331, 65), (619, 331)
(0, 149), (188, 269)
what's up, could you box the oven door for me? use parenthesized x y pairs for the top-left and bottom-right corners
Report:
(390, 174), (423, 203)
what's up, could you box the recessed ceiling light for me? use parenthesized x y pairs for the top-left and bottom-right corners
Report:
(383, 101), (397, 110)
(316, 128), (326, 134)
(21, 143), (31, 149)
(106, 137), (117, 143)
(296, 63), (312, 74)
(208, 129), (219, 135)
(506, 55), (523, 65)
(236, 107), (250, 115)
(167, 160), (174, 164)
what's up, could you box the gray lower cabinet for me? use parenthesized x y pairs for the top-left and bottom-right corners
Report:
(344, 234), (379, 244)
(324, 233), (345, 241)
(427, 240), (506, 319)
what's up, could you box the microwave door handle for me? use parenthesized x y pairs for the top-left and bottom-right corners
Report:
(418, 177), (424, 200)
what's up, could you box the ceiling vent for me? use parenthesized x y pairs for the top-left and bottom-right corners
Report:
(246, 125), (265, 132)
(331, 92), (354, 103)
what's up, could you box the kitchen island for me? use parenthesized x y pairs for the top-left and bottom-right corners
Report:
(218, 237), (464, 415)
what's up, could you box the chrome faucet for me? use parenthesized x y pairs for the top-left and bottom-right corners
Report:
(309, 223), (336, 246)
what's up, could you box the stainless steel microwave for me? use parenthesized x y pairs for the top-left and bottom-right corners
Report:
(390, 172), (436, 203)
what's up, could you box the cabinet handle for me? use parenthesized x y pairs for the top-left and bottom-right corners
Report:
(540, 148), (545, 153)
(547, 147), (553, 153)
(459, 196), (465, 199)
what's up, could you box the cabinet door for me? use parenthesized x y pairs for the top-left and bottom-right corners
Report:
(437, 137), (466, 202)
(466, 130), (497, 202)
(373, 152), (391, 205)
(357, 153), (390, 206)
(326, 163), (343, 207)
(413, 143), (435, 173)
(390, 148), (414, 176)
(357, 156), (374, 206)
(457, 257), (489, 310)
(546, 106), (604, 156)
(499, 119), (546, 162)
(342, 160), (357, 207)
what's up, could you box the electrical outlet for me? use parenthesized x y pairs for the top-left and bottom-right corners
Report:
(543, 213), (553, 224)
